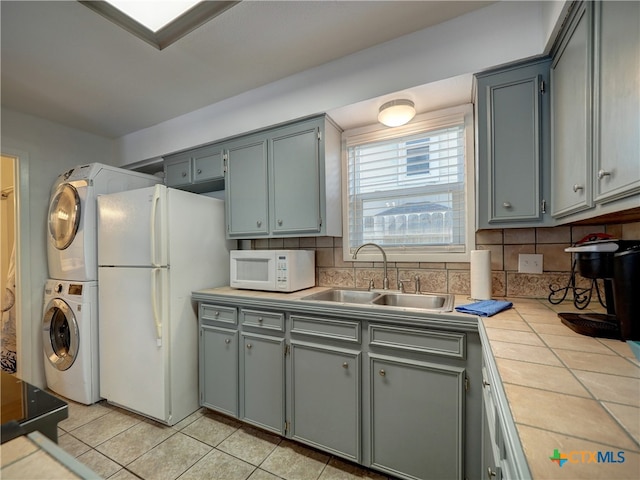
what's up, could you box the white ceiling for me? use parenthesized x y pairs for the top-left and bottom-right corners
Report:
(1, 1), (493, 138)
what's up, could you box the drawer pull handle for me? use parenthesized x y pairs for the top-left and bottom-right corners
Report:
(258, 317), (263, 323)
(487, 467), (497, 479)
(342, 362), (348, 369)
(598, 169), (611, 180)
(224, 338), (231, 344)
(502, 202), (512, 209)
(573, 184), (584, 192)
(246, 343), (252, 349)
(197, 168), (202, 174)
(214, 311), (220, 317)
(483, 379), (490, 388)
(181, 171), (187, 177)
(379, 369), (386, 377)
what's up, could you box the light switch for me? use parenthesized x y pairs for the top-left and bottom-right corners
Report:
(518, 254), (543, 274)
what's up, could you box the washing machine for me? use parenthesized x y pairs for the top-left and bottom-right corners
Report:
(42, 279), (100, 404)
(47, 163), (161, 281)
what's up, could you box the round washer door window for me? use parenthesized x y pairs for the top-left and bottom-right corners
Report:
(48, 184), (80, 250)
(43, 298), (79, 371)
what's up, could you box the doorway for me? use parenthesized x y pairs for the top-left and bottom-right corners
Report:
(1, 155), (17, 373)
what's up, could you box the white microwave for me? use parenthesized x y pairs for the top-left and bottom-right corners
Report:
(230, 250), (315, 292)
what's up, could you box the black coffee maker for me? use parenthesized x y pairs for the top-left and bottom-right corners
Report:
(560, 239), (640, 340)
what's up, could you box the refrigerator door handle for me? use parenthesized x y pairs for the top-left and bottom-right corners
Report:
(151, 267), (162, 347)
(150, 186), (161, 267)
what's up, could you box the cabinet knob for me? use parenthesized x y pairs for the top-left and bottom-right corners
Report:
(502, 202), (512, 209)
(487, 467), (497, 479)
(181, 171), (187, 177)
(573, 184), (584, 192)
(379, 369), (386, 377)
(258, 317), (263, 323)
(277, 219), (283, 226)
(257, 220), (262, 227)
(197, 168), (202, 174)
(214, 311), (220, 317)
(224, 338), (231, 344)
(342, 362), (348, 369)
(598, 169), (611, 180)
(246, 343), (252, 349)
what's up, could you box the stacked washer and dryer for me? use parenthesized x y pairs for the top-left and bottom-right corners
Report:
(43, 164), (160, 404)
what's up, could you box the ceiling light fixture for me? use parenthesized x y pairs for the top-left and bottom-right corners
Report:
(80, 0), (240, 50)
(378, 99), (416, 127)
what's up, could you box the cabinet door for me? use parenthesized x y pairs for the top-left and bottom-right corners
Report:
(193, 146), (224, 184)
(165, 156), (192, 187)
(240, 333), (285, 434)
(593, 0), (640, 203)
(225, 136), (269, 237)
(369, 354), (465, 480)
(477, 60), (549, 226)
(200, 325), (238, 417)
(270, 122), (321, 234)
(551, 2), (594, 218)
(290, 342), (360, 461)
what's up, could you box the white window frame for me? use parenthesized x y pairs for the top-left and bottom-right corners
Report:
(341, 104), (476, 263)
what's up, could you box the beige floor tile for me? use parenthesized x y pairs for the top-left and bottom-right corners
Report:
(261, 439), (330, 480)
(77, 448), (122, 478)
(484, 328), (544, 346)
(318, 457), (387, 480)
(108, 468), (142, 480)
(172, 408), (206, 431)
(518, 425), (640, 480)
(127, 432), (211, 480)
(1, 449), (81, 480)
(97, 419), (176, 465)
(58, 432), (91, 458)
(57, 399), (112, 432)
(71, 408), (143, 447)
(248, 469), (281, 480)
(180, 449), (255, 480)
(504, 384), (638, 450)
(603, 402), (640, 445)
(554, 349), (640, 377)
(0, 436), (37, 467)
(481, 317), (532, 332)
(489, 341), (562, 366)
(181, 411), (240, 447)
(495, 358), (590, 397)
(217, 425), (281, 466)
(540, 333), (615, 354)
(573, 370), (640, 406)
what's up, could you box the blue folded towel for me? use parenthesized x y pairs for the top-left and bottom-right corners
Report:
(455, 300), (513, 317)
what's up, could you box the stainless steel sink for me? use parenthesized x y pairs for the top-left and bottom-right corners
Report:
(372, 292), (454, 311)
(301, 289), (454, 312)
(301, 289), (380, 304)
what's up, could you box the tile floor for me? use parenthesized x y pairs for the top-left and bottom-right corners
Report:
(55, 398), (393, 480)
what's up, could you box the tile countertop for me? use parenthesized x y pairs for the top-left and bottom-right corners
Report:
(194, 286), (640, 479)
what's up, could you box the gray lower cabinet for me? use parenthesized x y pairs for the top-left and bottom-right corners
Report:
(290, 342), (360, 461)
(240, 332), (286, 435)
(199, 325), (238, 417)
(475, 57), (551, 228)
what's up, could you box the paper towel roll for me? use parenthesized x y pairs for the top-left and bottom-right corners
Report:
(470, 250), (492, 300)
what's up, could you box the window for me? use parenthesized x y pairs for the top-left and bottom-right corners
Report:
(342, 104), (475, 262)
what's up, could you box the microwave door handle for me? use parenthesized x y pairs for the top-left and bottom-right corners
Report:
(151, 268), (162, 347)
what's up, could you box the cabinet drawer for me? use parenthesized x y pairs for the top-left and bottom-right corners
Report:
(200, 304), (237, 326)
(241, 309), (284, 332)
(369, 324), (465, 359)
(290, 315), (360, 343)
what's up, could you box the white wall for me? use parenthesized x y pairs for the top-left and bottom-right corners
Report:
(0, 107), (115, 386)
(115, 1), (564, 167)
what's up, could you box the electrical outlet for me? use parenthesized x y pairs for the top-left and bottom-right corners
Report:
(518, 254), (543, 274)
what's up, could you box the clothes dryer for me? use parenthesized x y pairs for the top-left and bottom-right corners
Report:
(42, 279), (99, 404)
(47, 163), (160, 281)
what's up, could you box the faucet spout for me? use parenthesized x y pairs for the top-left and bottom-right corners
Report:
(352, 243), (389, 290)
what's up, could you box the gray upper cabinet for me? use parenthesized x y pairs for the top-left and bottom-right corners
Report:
(593, 0), (640, 204)
(475, 57), (552, 228)
(552, 0), (640, 220)
(551, 1), (594, 218)
(225, 115), (342, 239)
(225, 134), (270, 237)
(164, 144), (225, 193)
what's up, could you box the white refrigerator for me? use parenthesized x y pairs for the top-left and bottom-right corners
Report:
(97, 184), (234, 425)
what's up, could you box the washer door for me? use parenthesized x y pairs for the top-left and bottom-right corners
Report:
(43, 298), (79, 371)
(48, 183), (80, 250)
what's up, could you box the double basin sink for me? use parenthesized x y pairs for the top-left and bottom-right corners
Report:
(301, 288), (454, 312)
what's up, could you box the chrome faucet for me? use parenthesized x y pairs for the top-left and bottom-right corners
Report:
(352, 243), (389, 290)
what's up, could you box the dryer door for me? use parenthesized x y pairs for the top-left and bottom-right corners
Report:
(43, 298), (79, 371)
(48, 183), (80, 250)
